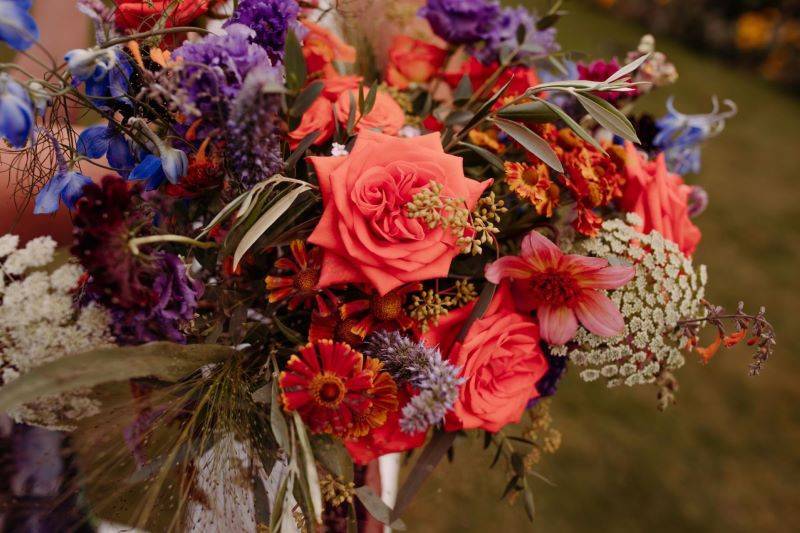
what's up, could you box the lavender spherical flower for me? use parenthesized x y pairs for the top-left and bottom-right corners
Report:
(419, 0), (501, 45)
(224, 67), (284, 189)
(171, 24), (272, 126)
(224, 0), (304, 63)
(478, 6), (560, 64)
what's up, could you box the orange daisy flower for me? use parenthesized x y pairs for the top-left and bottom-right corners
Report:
(504, 161), (560, 217)
(338, 283), (422, 340)
(265, 240), (337, 316)
(279, 340), (398, 439)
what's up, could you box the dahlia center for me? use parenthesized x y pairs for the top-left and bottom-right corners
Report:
(293, 268), (319, 293)
(310, 373), (346, 408)
(528, 270), (581, 307)
(371, 292), (404, 321)
(335, 318), (363, 345)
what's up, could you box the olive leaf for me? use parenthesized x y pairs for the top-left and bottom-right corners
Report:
(355, 486), (407, 530)
(574, 91), (640, 143)
(492, 118), (564, 172)
(0, 342), (235, 412)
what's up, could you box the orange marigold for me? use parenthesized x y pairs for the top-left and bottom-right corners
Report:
(504, 161), (560, 217)
(265, 240), (337, 316)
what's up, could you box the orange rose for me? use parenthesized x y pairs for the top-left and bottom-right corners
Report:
(114, 0), (212, 32)
(385, 35), (447, 89)
(307, 129), (490, 295)
(287, 97), (335, 149)
(334, 88), (406, 136)
(619, 142), (702, 256)
(301, 20), (356, 77)
(321, 74), (363, 101)
(423, 284), (549, 433)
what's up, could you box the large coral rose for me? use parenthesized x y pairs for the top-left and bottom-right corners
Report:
(114, 1), (212, 32)
(307, 129), (490, 295)
(619, 142), (701, 256)
(423, 284), (549, 433)
(385, 35), (447, 89)
(333, 89), (406, 136)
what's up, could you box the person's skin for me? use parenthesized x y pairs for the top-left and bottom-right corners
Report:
(0, 0), (105, 244)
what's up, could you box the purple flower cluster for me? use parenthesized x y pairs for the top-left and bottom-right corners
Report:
(224, 68), (284, 189)
(420, 1), (560, 64)
(419, 0), (501, 45)
(171, 24), (273, 126)
(224, 0), (304, 63)
(364, 331), (463, 434)
(110, 252), (203, 344)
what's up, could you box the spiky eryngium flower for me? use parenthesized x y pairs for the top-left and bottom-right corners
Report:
(364, 330), (463, 433)
(224, 68), (284, 190)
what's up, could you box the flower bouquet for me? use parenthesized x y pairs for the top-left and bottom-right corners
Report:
(0, 0), (776, 531)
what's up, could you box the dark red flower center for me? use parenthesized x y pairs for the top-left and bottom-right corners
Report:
(528, 270), (581, 307)
(310, 373), (346, 408)
(293, 268), (320, 293)
(371, 292), (404, 321)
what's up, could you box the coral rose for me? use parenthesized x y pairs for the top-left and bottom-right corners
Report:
(619, 142), (701, 256)
(114, 0), (212, 32)
(287, 96), (334, 149)
(301, 20), (356, 77)
(321, 74), (363, 101)
(385, 35), (447, 89)
(334, 89), (406, 135)
(307, 129), (490, 295)
(423, 284), (549, 433)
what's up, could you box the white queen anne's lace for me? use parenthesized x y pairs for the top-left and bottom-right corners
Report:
(1, 234), (113, 429)
(550, 215), (707, 387)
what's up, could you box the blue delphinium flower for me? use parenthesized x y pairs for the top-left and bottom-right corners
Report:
(224, 0), (304, 63)
(419, 0), (502, 45)
(0, 73), (34, 148)
(129, 148), (188, 191)
(364, 330), (464, 434)
(77, 123), (136, 176)
(34, 133), (92, 214)
(0, 0), (39, 51)
(654, 96), (737, 175)
(66, 47), (133, 110)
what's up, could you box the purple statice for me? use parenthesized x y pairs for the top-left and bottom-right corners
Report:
(419, 0), (501, 45)
(364, 331), (464, 434)
(110, 252), (203, 344)
(224, 0), (304, 63)
(526, 348), (567, 408)
(171, 24), (272, 127)
(477, 6), (560, 64)
(224, 67), (284, 189)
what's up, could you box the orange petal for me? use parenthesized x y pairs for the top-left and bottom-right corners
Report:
(723, 329), (747, 347)
(696, 333), (723, 364)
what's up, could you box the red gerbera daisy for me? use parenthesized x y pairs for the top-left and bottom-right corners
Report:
(266, 240), (337, 316)
(279, 340), (398, 439)
(338, 283), (422, 339)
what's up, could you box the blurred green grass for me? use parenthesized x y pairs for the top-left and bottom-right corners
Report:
(404, 2), (800, 531)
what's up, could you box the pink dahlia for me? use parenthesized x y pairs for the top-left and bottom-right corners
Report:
(485, 231), (635, 345)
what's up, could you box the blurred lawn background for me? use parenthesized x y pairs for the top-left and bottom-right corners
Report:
(404, 1), (800, 531)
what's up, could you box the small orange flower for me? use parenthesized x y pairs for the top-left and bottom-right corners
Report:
(696, 333), (723, 364)
(265, 240), (337, 316)
(339, 283), (422, 339)
(723, 329), (748, 347)
(279, 340), (398, 439)
(504, 161), (560, 217)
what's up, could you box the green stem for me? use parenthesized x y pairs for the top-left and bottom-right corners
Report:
(128, 235), (216, 255)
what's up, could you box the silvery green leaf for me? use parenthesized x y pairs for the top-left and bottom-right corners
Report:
(0, 343), (234, 412)
(284, 131), (321, 170)
(493, 118), (563, 172)
(538, 99), (607, 154)
(453, 74), (473, 104)
(574, 92), (640, 143)
(284, 30), (306, 91)
(495, 101), (557, 122)
(311, 435), (353, 482)
(355, 486), (407, 530)
(362, 81), (378, 116)
(233, 184), (312, 269)
(292, 412), (323, 524)
(289, 81), (324, 118)
(457, 142), (505, 171)
(604, 52), (650, 84)
(271, 380), (290, 451)
(444, 109), (474, 126)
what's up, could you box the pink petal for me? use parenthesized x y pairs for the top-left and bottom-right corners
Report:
(485, 256), (534, 283)
(577, 265), (635, 290)
(538, 305), (579, 345)
(520, 231), (562, 270)
(561, 254), (608, 275)
(574, 291), (626, 337)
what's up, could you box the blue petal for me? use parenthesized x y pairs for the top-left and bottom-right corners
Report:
(0, 92), (33, 148)
(107, 134), (135, 176)
(59, 172), (93, 209)
(34, 173), (68, 215)
(77, 125), (112, 158)
(0, 2), (39, 51)
(160, 148), (188, 184)
(130, 154), (166, 190)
